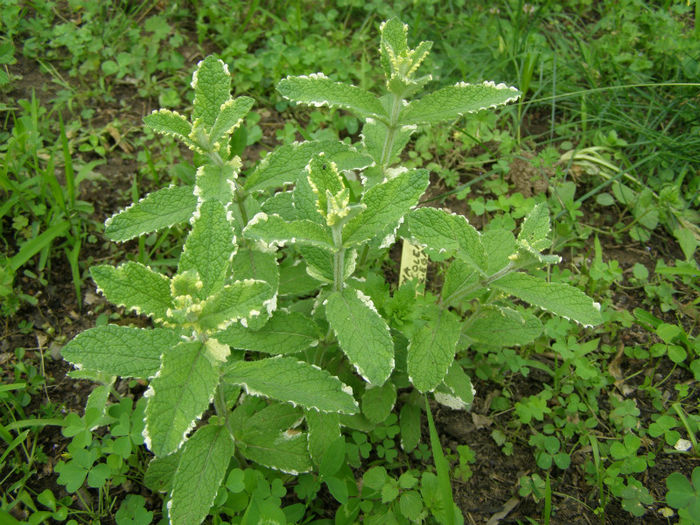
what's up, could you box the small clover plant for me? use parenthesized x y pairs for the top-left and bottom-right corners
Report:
(61, 19), (603, 524)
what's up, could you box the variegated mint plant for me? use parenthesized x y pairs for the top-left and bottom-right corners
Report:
(60, 18), (603, 525)
(61, 56), (360, 525)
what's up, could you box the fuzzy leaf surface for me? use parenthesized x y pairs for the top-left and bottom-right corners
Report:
(343, 169), (429, 248)
(306, 410), (341, 470)
(143, 451), (181, 493)
(91, 262), (172, 321)
(209, 96), (254, 148)
(493, 272), (602, 327)
(178, 200), (234, 298)
(278, 74), (387, 120)
(244, 213), (334, 250)
(230, 248), (279, 292)
(234, 402), (313, 474)
(224, 357), (357, 414)
(192, 56), (231, 129)
(194, 164), (237, 204)
(197, 280), (274, 332)
(399, 82), (520, 125)
(104, 185), (197, 242)
(143, 110), (195, 148)
(517, 203), (552, 252)
(325, 288), (394, 385)
(467, 306), (542, 346)
(406, 207), (485, 270)
(482, 229), (516, 274)
(169, 424), (234, 525)
(244, 140), (362, 193)
(362, 118), (415, 167)
(61, 325), (178, 379)
(407, 307), (461, 392)
(216, 311), (319, 354)
(144, 341), (219, 457)
(434, 363), (474, 411)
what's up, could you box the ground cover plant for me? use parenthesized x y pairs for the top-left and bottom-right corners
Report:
(1, 1), (698, 524)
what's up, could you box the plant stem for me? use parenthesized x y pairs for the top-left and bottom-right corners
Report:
(378, 92), (403, 175)
(332, 225), (345, 292)
(443, 262), (516, 306)
(214, 384), (235, 443)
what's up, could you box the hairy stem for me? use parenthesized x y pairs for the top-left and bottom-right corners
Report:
(378, 92), (403, 175)
(331, 225), (345, 292)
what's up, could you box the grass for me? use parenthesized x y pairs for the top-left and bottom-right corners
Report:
(1, 1), (698, 523)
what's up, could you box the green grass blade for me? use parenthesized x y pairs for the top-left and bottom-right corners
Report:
(7, 220), (70, 272)
(425, 396), (456, 525)
(58, 114), (75, 210)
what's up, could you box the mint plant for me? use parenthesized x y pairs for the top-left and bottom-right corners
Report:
(61, 19), (603, 524)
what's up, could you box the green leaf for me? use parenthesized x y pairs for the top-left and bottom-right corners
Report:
(216, 311), (319, 354)
(277, 74), (387, 120)
(343, 169), (430, 248)
(169, 424), (234, 525)
(407, 307), (461, 393)
(399, 81), (520, 125)
(244, 140), (361, 193)
(493, 272), (602, 327)
(399, 403), (421, 452)
(91, 262), (172, 321)
(198, 280), (275, 332)
(61, 325), (178, 379)
(261, 190), (297, 220)
(224, 356), (358, 414)
(325, 287), (394, 385)
(293, 174), (326, 224)
(305, 410), (341, 471)
(518, 203), (552, 252)
(194, 164), (237, 205)
(178, 200), (235, 298)
(406, 207), (485, 270)
(209, 96), (254, 149)
(143, 451), (181, 493)
(244, 213), (334, 250)
(299, 245), (357, 284)
(306, 155), (345, 211)
(143, 110), (196, 149)
(362, 118), (415, 167)
(231, 248), (279, 289)
(104, 185), (197, 242)
(192, 56), (231, 129)
(434, 363), (474, 411)
(481, 230), (516, 275)
(466, 306), (542, 346)
(380, 18), (409, 77)
(361, 381), (397, 424)
(144, 341), (220, 457)
(234, 401), (313, 474)
(441, 259), (479, 305)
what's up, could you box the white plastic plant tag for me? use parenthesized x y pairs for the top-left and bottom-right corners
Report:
(399, 240), (428, 286)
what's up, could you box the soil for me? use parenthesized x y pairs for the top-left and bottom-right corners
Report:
(2, 44), (698, 525)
